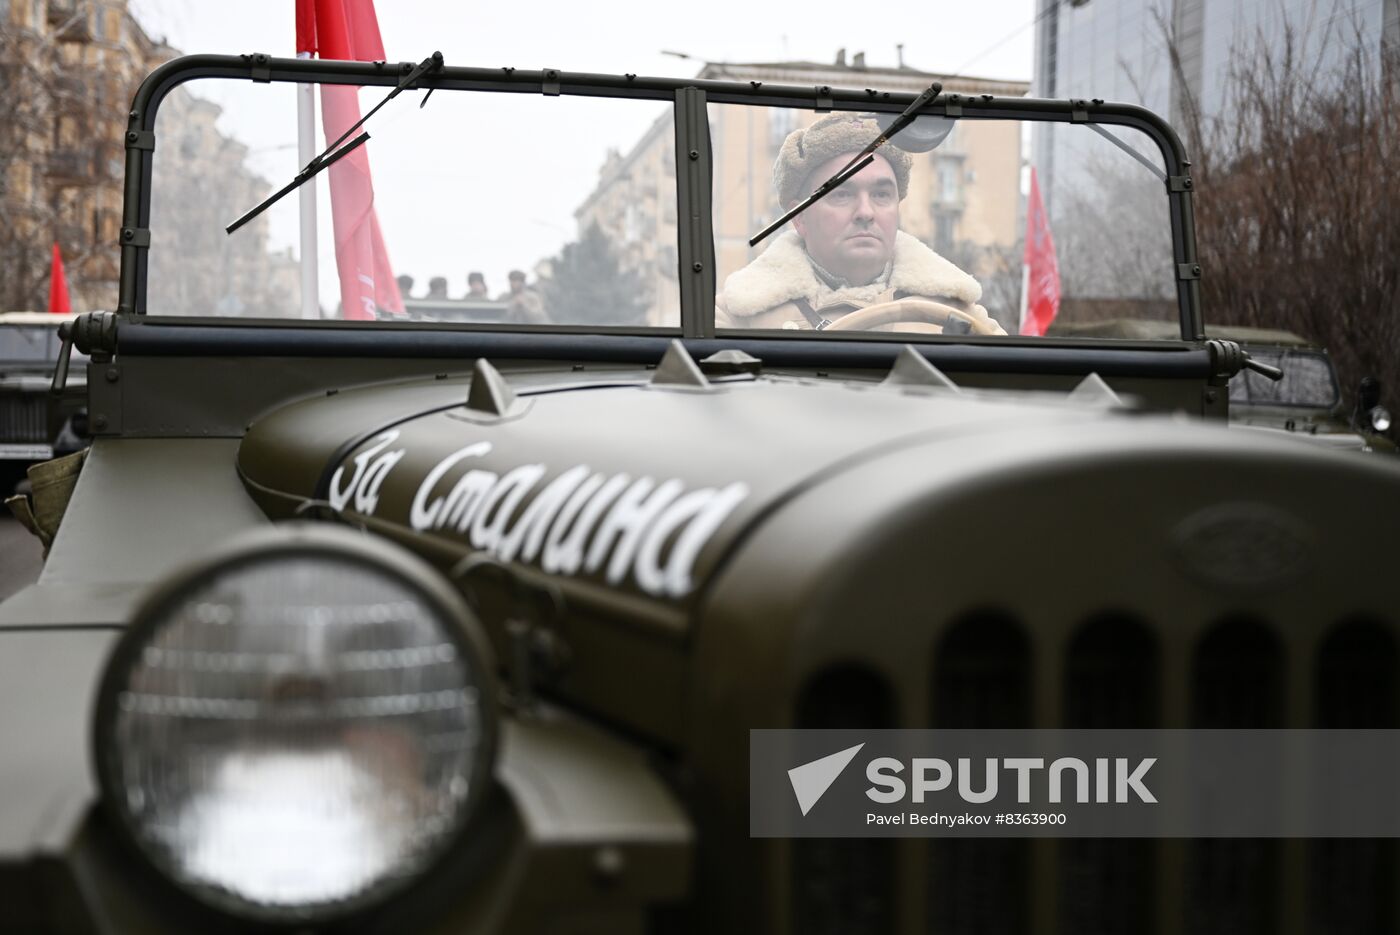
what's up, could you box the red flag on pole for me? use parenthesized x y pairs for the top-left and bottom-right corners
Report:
(295, 0), (316, 55)
(1018, 168), (1060, 337)
(48, 242), (71, 314)
(306, 0), (404, 319)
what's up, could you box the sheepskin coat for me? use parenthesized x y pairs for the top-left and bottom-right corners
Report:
(715, 230), (1005, 334)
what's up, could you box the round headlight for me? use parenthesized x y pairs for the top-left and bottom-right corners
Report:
(92, 523), (498, 924)
(1369, 405), (1391, 433)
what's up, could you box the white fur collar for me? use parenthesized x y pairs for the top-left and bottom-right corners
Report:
(719, 230), (982, 317)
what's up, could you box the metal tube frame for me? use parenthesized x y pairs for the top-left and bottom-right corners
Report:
(118, 55), (1203, 341)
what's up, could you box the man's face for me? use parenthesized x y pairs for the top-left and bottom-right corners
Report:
(508, 276), (525, 294)
(791, 152), (899, 285)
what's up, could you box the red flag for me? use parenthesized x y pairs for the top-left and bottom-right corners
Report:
(295, 0), (316, 55)
(307, 0), (404, 319)
(48, 242), (71, 314)
(1018, 168), (1060, 337)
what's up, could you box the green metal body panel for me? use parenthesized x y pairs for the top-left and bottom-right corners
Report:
(0, 437), (269, 628)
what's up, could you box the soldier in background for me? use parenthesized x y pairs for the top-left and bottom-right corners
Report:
(498, 270), (549, 326)
(426, 277), (449, 300)
(467, 272), (489, 299)
(395, 275), (415, 299)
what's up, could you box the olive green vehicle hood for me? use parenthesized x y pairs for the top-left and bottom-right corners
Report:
(237, 367), (1105, 609)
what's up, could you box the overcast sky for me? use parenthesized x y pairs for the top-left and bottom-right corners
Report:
(127, 0), (1039, 310)
(129, 0), (1036, 83)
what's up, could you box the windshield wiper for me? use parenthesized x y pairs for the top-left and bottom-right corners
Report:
(226, 132), (370, 235)
(227, 51), (444, 235)
(749, 81), (941, 248)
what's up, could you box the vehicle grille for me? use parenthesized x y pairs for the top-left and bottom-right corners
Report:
(0, 394), (48, 443)
(789, 612), (1398, 935)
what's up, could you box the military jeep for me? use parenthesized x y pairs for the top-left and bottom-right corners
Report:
(2, 54), (1399, 935)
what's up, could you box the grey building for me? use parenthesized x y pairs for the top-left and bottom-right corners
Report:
(1034, 0), (1398, 193)
(1037, 0), (1397, 120)
(1030, 0), (1398, 310)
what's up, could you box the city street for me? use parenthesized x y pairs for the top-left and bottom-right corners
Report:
(0, 513), (44, 601)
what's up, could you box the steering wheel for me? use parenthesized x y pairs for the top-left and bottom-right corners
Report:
(822, 298), (1003, 335)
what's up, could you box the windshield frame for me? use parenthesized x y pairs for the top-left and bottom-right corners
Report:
(119, 55), (1203, 342)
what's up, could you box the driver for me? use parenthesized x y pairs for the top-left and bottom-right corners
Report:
(715, 113), (1005, 334)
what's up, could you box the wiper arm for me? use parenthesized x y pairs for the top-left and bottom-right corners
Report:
(227, 51), (445, 235)
(1085, 124), (1167, 183)
(226, 132), (369, 235)
(749, 81), (941, 248)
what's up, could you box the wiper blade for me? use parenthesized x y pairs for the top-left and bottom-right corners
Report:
(227, 51), (444, 235)
(749, 81), (941, 248)
(226, 132), (369, 235)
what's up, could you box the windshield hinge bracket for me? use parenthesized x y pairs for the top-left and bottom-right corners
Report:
(1177, 262), (1201, 281)
(1205, 339), (1246, 386)
(542, 68), (560, 95)
(124, 130), (154, 152)
(52, 312), (119, 383)
(815, 85), (832, 112)
(943, 93), (963, 117)
(247, 52), (272, 83)
(1071, 99), (1090, 122)
(1168, 175), (1194, 193)
(119, 227), (150, 249)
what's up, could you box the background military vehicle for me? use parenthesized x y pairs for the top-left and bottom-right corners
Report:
(0, 311), (88, 495)
(2, 54), (1399, 934)
(1051, 318), (1397, 453)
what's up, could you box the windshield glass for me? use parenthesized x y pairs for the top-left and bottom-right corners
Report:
(0, 316), (87, 375)
(140, 72), (1183, 339)
(1227, 348), (1340, 409)
(0, 323), (63, 365)
(715, 106), (1174, 336)
(149, 78), (679, 327)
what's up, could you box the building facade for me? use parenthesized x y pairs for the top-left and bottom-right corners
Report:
(571, 109), (681, 327)
(0, 0), (295, 314)
(0, 0), (174, 311)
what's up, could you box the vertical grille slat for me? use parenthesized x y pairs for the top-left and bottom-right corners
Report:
(1060, 615), (1159, 935)
(793, 666), (896, 935)
(1187, 619), (1284, 935)
(1309, 619), (1397, 935)
(929, 613), (1031, 935)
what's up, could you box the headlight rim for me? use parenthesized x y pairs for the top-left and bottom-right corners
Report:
(91, 521), (501, 928)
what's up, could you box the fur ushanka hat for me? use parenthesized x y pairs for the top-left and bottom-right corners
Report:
(772, 113), (913, 207)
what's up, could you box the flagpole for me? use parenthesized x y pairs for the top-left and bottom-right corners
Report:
(296, 51), (320, 320)
(1019, 170), (1032, 335)
(1018, 264), (1030, 335)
